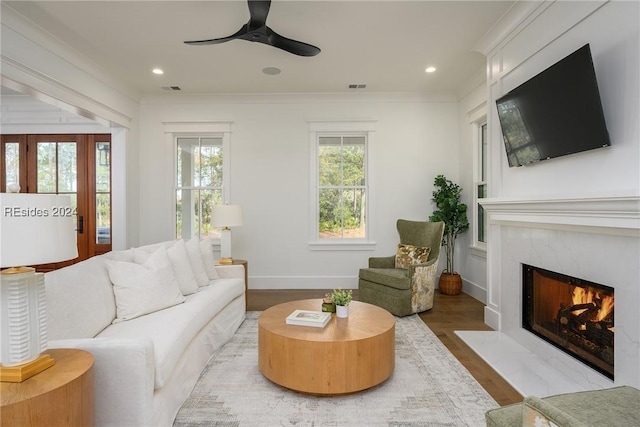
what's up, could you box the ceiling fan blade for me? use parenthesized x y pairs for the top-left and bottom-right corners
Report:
(247, 0), (271, 30)
(184, 25), (248, 46)
(184, 0), (321, 56)
(266, 27), (321, 57)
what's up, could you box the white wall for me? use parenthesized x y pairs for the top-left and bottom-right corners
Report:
(480, 0), (639, 201)
(138, 94), (460, 289)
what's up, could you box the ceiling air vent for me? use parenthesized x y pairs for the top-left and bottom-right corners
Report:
(162, 86), (182, 91)
(348, 84), (367, 89)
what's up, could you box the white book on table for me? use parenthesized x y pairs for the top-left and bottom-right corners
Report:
(285, 309), (331, 328)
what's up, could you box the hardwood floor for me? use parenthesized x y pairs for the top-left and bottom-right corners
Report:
(247, 289), (523, 406)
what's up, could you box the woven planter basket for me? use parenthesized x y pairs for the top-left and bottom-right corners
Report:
(439, 273), (462, 295)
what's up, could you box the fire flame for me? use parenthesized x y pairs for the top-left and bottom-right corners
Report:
(572, 286), (614, 322)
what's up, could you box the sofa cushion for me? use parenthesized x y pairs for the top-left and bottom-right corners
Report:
(106, 246), (185, 322)
(134, 240), (199, 295)
(97, 277), (245, 389)
(45, 255), (117, 339)
(186, 237), (211, 287)
(395, 244), (431, 269)
(358, 267), (411, 290)
(200, 238), (220, 280)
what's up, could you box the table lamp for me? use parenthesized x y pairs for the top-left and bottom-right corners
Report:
(211, 204), (243, 265)
(0, 191), (78, 382)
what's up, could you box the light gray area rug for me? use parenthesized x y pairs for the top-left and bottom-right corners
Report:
(174, 312), (498, 426)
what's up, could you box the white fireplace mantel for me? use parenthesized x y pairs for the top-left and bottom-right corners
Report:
(481, 194), (640, 236)
(470, 192), (640, 395)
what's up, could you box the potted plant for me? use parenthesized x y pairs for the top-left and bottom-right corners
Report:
(329, 288), (353, 318)
(428, 174), (469, 295)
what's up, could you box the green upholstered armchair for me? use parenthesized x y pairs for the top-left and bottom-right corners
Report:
(358, 220), (444, 316)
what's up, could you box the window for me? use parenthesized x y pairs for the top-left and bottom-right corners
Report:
(309, 121), (376, 249)
(318, 136), (366, 238)
(175, 136), (224, 239)
(474, 121), (488, 249)
(165, 121), (231, 241)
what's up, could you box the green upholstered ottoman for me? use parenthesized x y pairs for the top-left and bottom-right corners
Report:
(486, 386), (640, 427)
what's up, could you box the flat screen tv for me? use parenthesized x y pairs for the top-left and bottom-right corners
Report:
(496, 44), (611, 167)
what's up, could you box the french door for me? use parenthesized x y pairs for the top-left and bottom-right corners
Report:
(1, 134), (112, 270)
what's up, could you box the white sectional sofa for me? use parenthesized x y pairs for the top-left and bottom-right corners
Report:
(44, 238), (246, 427)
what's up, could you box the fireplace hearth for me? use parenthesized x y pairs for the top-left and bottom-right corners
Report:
(523, 264), (614, 380)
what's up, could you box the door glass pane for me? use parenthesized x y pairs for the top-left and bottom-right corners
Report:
(37, 142), (57, 193)
(96, 143), (110, 192)
(58, 143), (77, 193)
(96, 194), (111, 244)
(95, 142), (111, 244)
(4, 142), (19, 188)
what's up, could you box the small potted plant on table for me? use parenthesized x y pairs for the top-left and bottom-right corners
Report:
(329, 288), (353, 318)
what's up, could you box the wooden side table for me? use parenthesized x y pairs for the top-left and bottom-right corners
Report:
(1, 348), (94, 427)
(217, 259), (248, 307)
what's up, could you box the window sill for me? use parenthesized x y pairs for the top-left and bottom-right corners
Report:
(469, 245), (487, 259)
(308, 241), (376, 251)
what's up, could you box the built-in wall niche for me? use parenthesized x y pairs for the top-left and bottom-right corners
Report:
(522, 264), (614, 380)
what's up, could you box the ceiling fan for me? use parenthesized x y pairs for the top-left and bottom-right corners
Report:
(184, 0), (321, 57)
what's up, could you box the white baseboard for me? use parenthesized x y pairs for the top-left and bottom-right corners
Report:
(484, 306), (500, 331)
(249, 276), (358, 290)
(460, 277), (487, 304)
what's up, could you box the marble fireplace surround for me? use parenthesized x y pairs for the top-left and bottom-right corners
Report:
(458, 194), (640, 397)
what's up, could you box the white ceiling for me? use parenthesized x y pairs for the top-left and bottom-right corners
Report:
(4, 1), (514, 97)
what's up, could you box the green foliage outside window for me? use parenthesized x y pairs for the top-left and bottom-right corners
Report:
(318, 137), (366, 238)
(176, 137), (223, 239)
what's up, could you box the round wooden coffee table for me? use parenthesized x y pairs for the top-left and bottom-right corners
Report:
(258, 299), (395, 395)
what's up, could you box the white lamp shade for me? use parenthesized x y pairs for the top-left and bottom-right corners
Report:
(1, 193), (78, 267)
(211, 204), (244, 228)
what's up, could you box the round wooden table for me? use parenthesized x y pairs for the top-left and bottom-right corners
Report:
(1, 348), (94, 427)
(258, 299), (395, 395)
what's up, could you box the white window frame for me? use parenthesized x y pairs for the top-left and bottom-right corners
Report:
(164, 121), (231, 242)
(471, 112), (488, 256)
(308, 120), (376, 251)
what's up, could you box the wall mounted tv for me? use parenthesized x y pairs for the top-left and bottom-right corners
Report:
(496, 44), (611, 167)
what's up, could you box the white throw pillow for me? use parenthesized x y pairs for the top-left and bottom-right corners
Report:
(133, 240), (199, 295)
(199, 238), (220, 280)
(106, 246), (185, 322)
(185, 237), (210, 286)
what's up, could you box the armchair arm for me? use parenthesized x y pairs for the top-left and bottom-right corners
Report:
(369, 255), (396, 268)
(407, 257), (438, 276)
(407, 256), (440, 312)
(49, 337), (155, 427)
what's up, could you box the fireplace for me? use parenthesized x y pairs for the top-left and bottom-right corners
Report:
(523, 264), (615, 380)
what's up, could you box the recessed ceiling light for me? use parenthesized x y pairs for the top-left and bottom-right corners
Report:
(152, 68), (164, 75)
(425, 67), (436, 73)
(262, 67), (281, 75)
